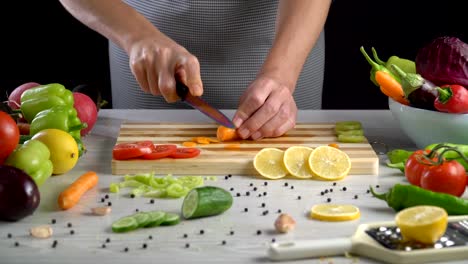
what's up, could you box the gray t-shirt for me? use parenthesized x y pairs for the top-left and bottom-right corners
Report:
(110, 0), (325, 109)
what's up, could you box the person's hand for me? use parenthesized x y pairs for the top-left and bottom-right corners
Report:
(232, 75), (297, 140)
(127, 34), (203, 102)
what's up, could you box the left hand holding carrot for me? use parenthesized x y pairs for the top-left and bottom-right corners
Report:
(58, 171), (99, 210)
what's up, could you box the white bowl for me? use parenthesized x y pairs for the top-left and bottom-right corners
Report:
(388, 98), (468, 149)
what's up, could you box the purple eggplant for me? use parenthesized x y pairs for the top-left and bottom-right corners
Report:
(0, 165), (40, 221)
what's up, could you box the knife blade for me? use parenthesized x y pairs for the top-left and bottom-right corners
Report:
(176, 82), (236, 128)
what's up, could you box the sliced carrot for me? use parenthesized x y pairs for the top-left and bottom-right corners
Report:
(182, 141), (197, 147)
(58, 171), (99, 210)
(375, 71), (409, 105)
(193, 137), (211, 144)
(217, 126), (240, 142)
(224, 143), (241, 150)
(328, 143), (340, 149)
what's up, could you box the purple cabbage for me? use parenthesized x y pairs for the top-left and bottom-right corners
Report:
(415, 36), (468, 87)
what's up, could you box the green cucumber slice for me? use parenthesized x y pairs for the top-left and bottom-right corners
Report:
(111, 216), (139, 233)
(160, 213), (181, 226)
(131, 212), (152, 227)
(182, 186), (233, 219)
(144, 211), (167, 227)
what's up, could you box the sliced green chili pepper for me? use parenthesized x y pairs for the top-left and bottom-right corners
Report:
(370, 184), (468, 215)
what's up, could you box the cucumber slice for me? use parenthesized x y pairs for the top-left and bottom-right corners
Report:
(144, 211), (167, 227)
(182, 186), (233, 219)
(111, 216), (139, 233)
(131, 212), (152, 227)
(160, 213), (181, 226)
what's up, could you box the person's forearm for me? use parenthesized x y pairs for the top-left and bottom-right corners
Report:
(261, 0), (332, 91)
(58, 0), (162, 53)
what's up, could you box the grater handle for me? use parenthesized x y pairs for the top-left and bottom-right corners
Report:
(268, 238), (352, 261)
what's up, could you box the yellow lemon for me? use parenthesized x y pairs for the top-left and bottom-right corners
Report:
(308, 145), (351, 180)
(395, 205), (448, 244)
(310, 204), (360, 221)
(283, 146), (314, 178)
(253, 148), (288, 179)
(32, 129), (79, 175)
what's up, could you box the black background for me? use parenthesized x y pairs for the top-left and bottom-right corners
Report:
(1, 0), (466, 109)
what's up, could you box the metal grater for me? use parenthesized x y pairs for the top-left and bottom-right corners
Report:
(365, 220), (468, 251)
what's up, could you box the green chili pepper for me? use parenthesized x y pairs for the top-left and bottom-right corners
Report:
(29, 105), (87, 139)
(371, 47), (416, 78)
(370, 184), (468, 215)
(20, 83), (74, 122)
(360, 46), (400, 86)
(4, 139), (53, 186)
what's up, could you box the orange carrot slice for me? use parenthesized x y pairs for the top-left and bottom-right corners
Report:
(182, 141), (198, 147)
(217, 126), (240, 142)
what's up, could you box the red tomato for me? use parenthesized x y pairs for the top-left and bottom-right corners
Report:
(141, 144), (177, 160)
(0, 111), (20, 160)
(113, 141), (154, 160)
(420, 160), (467, 197)
(169, 147), (201, 159)
(404, 150), (436, 186)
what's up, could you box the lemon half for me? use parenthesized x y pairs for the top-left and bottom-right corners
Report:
(283, 146), (314, 178)
(395, 205), (448, 244)
(308, 145), (351, 181)
(253, 148), (288, 179)
(310, 204), (360, 221)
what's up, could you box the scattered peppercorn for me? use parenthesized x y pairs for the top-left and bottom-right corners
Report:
(327, 198), (331, 203)
(101, 198), (105, 203)
(354, 195), (359, 199)
(52, 240), (58, 248)
(376, 185), (380, 188)
(14, 242), (19, 247)
(183, 234), (188, 238)
(262, 210), (269, 215)
(272, 238), (276, 242)
(130, 194), (135, 198)
(290, 186), (294, 189)
(105, 194), (109, 199)
(333, 182), (337, 186)
(230, 231), (234, 235)
(324, 189), (328, 194)
(329, 189), (333, 192)
(148, 235), (153, 240)
(244, 208), (248, 212)
(277, 209), (282, 213)
(107, 201), (112, 206)
(258, 194), (262, 197)
(222, 240), (226, 245)
(142, 243), (147, 249)
(230, 187), (234, 191)
(124, 247), (129, 252)
(67, 223), (72, 228)
(257, 230), (262, 235)
(297, 196), (301, 200)
(342, 187), (347, 191)
(261, 203), (266, 208)
(264, 182), (268, 186)
(263, 192), (267, 196)
(51, 219), (56, 224)
(320, 191), (324, 196)
(7, 233), (12, 239)
(284, 182), (288, 187)
(135, 208), (139, 212)
(200, 230), (205, 235)
(106, 238), (111, 243)
(228, 174), (232, 178)
(150, 199), (155, 204)
(245, 191), (250, 196)
(366, 189), (371, 194)
(70, 230), (75, 235)
(185, 243), (190, 248)
(253, 187), (257, 191)
(224, 176), (229, 180)
(249, 183), (253, 187)
(236, 193), (240, 197)
(102, 244), (106, 248)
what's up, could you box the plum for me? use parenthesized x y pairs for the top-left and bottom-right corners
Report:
(0, 165), (40, 221)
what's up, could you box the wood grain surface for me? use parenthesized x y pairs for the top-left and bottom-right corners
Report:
(111, 122), (379, 176)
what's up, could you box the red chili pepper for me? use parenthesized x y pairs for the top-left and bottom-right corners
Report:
(434, 84), (468, 113)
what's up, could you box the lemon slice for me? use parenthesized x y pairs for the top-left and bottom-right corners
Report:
(253, 148), (288, 179)
(395, 205), (448, 244)
(308, 145), (351, 180)
(310, 204), (360, 221)
(283, 146), (314, 178)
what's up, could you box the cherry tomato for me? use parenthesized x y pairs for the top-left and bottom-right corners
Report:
(112, 141), (154, 160)
(141, 144), (177, 160)
(420, 160), (467, 197)
(0, 111), (20, 161)
(169, 147), (201, 159)
(404, 149), (436, 186)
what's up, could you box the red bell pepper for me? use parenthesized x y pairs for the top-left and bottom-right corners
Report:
(434, 84), (468, 114)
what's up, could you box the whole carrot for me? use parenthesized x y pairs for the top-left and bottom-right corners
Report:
(58, 171), (99, 210)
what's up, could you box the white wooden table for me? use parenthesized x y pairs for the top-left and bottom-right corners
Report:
(1, 109), (466, 264)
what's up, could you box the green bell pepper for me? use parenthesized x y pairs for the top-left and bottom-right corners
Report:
(4, 139), (53, 186)
(20, 83), (74, 123)
(29, 105), (87, 139)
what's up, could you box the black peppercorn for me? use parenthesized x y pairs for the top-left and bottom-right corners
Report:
(183, 234), (188, 238)
(101, 198), (105, 203)
(272, 238), (276, 242)
(135, 208), (139, 212)
(106, 238), (111, 243)
(185, 243), (190, 248)
(253, 187), (257, 191)
(297, 196), (301, 200)
(366, 189), (370, 194)
(256, 230), (262, 235)
(284, 182), (288, 187)
(51, 219), (56, 224)
(14, 242), (19, 247)
(264, 182), (268, 186)
(230, 187), (234, 191)
(261, 203), (265, 208)
(249, 183), (253, 187)
(67, 223), (72, 228)
(70, 230), (75, 235)
(200, 230), (204, 235)
(263, 192), (267, 196)
(108, 201), (112, 206)
(222, 240), (226, 245)
(228, 174), (232, 178)
(230, 231), (234, 235)
(290, 186), (294, 189)
(7, 233), (12, 239)
(342, 187), (347, 191)
(244, 208), (248, 212)
(354, 195), (359, 199)
(330, 189), (333, 192)
(333, 182), (337, 186)
(142, 243), (147, 249)
(236, 193), (240, 197)
(150, 199), (155, 204)
(102, 244), (106, 248)
(277, 209), (282, 213)
(327, 198), (331, 203)
(320, 191), (324, 196)
(148, 235), (153, 240)
(130, 194), (135, 198)
(105, 194), (109, 199)
(124, 247), (129, 252)
(376, 185), (380, 188)
(224, 176), (229, 180)
(246, 191), (250, 196)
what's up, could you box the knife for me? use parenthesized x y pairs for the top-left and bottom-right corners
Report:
(176, 82), (236, 128)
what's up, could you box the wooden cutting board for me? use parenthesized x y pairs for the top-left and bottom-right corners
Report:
(111, 122), (379, 176)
